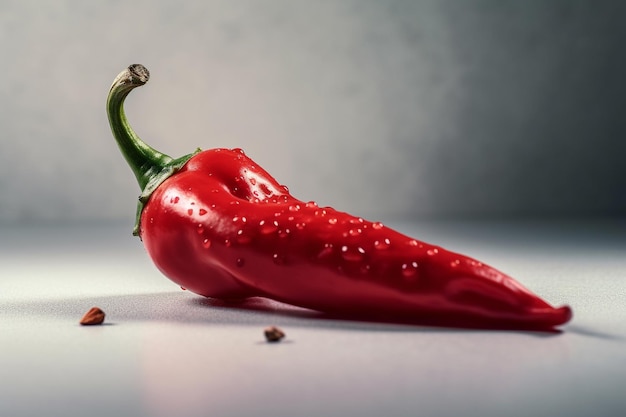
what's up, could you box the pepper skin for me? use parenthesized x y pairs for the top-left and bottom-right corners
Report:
(107, 64), (572, 330)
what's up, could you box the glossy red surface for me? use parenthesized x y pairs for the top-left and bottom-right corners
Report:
(140, 148), (572, 330)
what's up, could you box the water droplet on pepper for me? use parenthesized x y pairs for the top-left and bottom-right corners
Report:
(317, 243), (334, 259)
(237, 229), (252, 244)
(401, 262), (419, 281)
(272, 253), (285, 265)
(259, 183), (272, 195)
(374, 238), (391, 250)
(259, 220), (279, 234)
(341, 246), (365, 262)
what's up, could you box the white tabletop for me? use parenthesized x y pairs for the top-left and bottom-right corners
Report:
(1, 219), (625, 417)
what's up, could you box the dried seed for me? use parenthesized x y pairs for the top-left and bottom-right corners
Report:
(264, 326), (285, 342)
(79, 307), (106, 325)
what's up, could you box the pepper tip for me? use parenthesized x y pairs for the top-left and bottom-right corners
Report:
(556, 304), (573, 325)
(527, 304), (573, 328)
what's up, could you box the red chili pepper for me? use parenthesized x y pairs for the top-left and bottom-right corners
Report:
(107, 65), (572, 330)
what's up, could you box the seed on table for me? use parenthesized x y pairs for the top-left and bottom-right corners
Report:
(79, 307), (106, 325)
(264, 326), (285, 342)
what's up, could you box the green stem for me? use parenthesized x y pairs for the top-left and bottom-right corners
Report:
(107, 64), (199, 236)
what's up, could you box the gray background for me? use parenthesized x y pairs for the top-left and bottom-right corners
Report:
(1, 0), (625, 226)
